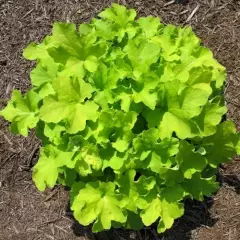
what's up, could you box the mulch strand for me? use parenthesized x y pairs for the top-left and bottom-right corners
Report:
(0, 0), (240, 239)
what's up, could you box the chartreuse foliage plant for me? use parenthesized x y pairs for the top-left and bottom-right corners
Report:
(1, 3), (240, 234)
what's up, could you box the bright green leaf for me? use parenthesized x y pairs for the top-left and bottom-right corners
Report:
(0, 90), (40, 136)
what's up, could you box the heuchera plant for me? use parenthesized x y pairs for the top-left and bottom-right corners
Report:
(1, 4), (240, 233)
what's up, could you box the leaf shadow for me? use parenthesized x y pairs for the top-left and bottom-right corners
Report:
(157, 197), (217, 240)
(217, 171), (240, 194)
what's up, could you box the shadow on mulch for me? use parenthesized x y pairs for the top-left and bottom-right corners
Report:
(220, 175), (240, 195)
(65, 196), (217, 240)
(217, 165), (240, 194)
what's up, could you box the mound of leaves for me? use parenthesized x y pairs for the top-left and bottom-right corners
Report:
(1, 4), (240, 234)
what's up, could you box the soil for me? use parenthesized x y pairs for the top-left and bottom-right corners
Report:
(0, 0), (240, 240)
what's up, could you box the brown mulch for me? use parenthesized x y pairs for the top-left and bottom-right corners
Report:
(0, 0), (240, 239)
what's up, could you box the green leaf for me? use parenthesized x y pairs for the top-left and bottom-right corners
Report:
(124, 40), (161, 78)
(38, 83), (55, 99)
(40, 78), (98, 133)
(133, 129), (179, 171)
(202, 121), (239, 167)
(71, 181), (128, 232)
(159, 80), (211, 139)
(159, 111), (198, 140)
(30, 62), (58, 87)
(158, 166), (184, 186)
(116, 169), (156, 212)
(52, 22), (82, 58)
(93, 110), (137, 151)
(65, 101), (99, 134)
(77, 144), (102, 172)
(160, 185), (185, 202)
(99, 3), (136, 27)
(138, 16), (161, 38)
(140, 197), (162, 226)
(58, 167), (77, 187)
(116, 170), (139, 212)
(105, 151), (128, 170)
(84, 55), (99, 72)
(133, 84), (158, 110)
(139, 193), (184, 233)
(32, 145), (75, 191)
(143, 107), (165, 128)
(194, 98), (227, 137)
(157, 200), (184, 233)
(70, 181), (85, 205)
(0, 90), (40, 136)
(176, 141), (207, 179)
(39, 97), (69, 123)
(58, 58), (85, 79)
(23, 38), (51, 60)
(54, 77), (94, 103)
(124, 211), (144, 230)
(182, 172), (219, 200)
(44, 123), (66, 145)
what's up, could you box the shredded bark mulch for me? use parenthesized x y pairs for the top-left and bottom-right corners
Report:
(0, 0), (240, 239)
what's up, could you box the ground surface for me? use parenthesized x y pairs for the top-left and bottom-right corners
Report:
(0, 0), (240, 239)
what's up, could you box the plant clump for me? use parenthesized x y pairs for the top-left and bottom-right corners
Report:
(1, 4), (240, 234)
